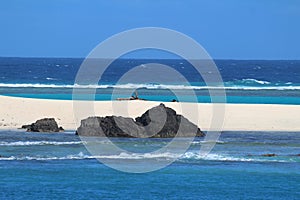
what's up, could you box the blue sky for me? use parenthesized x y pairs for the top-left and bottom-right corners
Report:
(0, 0), (299, 59)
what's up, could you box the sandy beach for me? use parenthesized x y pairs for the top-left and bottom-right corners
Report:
(0, 95), (299, 131)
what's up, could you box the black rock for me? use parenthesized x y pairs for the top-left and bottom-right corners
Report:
(22, 118), (64, 132)
(76, 104), (205, 138)
(262, 153), (277, 157)
(21, 124), (31, 129)
(76, 116), (144, 137)
(135, 103), (204, 137)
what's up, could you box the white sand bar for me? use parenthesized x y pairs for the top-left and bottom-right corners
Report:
(0, 95), (300, 131)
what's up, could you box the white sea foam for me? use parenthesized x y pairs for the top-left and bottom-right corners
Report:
(0, 141), (84, 146)
(240, 78), (271, 85)
(46, 77), (58, 80)
(180, 152), (297, 163)
(0, 152), (294, 163)
(191, 140), (225, 145)
(0, 82), (299, 90)
(181, 152), (257, 162)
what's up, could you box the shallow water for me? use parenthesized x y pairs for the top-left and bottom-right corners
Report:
(0, 130), (299, 199)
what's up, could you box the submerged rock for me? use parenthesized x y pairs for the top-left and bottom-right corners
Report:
(261, 153), (277, 157)
(76, 104), (205, 138)
(22, 118), (64, 132)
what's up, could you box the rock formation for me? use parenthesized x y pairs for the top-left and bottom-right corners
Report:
(76, 103), (204, 138)
(261, 153), (277, 157)
(22, 118), (64, 132)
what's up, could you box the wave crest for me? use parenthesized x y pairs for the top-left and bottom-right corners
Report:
(0, 82), (299, 90)
(0, 141), (84, 146)
(0, 152), (296, 163)
(240, 78), (270, 85)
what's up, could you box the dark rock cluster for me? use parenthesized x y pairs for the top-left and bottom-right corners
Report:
(76, 103), (204, 138)
(22, 118), (64, 132)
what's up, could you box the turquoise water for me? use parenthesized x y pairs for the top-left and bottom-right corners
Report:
(4, 93), (300, 104)
(0, 131), (299, 199)
(1, 58), (300, 104)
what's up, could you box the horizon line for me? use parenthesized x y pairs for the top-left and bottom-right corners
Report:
(0, 56), (300, 61)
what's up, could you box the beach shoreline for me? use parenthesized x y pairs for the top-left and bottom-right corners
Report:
(1, 95), (300, 132)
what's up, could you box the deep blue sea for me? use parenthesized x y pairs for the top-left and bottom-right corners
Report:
(0, 58), (300, 199)
(0, 131), (299, 199)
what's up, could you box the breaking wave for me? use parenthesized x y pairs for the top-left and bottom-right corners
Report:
(238, 78), (271, 85)
(0, 152), (297, 163)
(0, 82), (299, 90)
(191, 140), (225, 145)
(0, 141), (84, 146)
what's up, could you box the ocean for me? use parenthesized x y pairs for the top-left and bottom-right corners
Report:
(0, 57), (299, 199)
(0, 131), (299, 199)
(0, 57), (300, 104)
